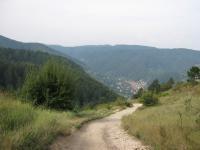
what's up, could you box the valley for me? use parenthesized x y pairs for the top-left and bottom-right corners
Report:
(50, 44), (200, 97)
(1, 1), (200, 149)
(0, 35), (199, 150)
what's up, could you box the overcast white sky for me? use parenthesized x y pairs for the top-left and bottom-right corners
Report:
(0, 0), (200, 49)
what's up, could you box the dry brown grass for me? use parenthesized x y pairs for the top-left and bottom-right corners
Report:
(122, 83), (200, 150)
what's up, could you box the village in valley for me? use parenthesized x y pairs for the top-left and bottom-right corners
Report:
(89, 71), (147, 97)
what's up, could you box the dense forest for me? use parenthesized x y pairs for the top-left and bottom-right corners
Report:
(0, 47), (63, 90)
(0, 47), (117, 109)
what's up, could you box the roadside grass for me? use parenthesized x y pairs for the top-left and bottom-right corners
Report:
(122, 84), (200, 150)
(0, 93), (131, 150)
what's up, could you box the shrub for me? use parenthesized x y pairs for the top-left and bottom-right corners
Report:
(160, 78), (175, 92)
(114, 97), (132, 107)
(148, 79), (161, 93)
(133, 88), (144, 99)
(141, 92), (159, 106)
(124, 101), (132, 107)
(21, 59), (76, 110)
(187, 66), (200, 82)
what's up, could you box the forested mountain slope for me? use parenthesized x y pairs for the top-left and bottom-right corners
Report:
(0, 35), (63, 55)
(50, 45), (200, 82)
(0, 47), (117, 106)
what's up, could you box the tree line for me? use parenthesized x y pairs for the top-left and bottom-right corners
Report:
(134, 66), (200, 106)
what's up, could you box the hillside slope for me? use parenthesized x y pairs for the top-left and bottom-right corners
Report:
(0, 47), (117, 106)
(50, 45), (200, 97)
(50, 45), (200, 82)
(0, 93), (128, 150)
(122, 83), (200, 150)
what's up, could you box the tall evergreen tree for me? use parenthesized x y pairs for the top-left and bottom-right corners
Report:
(148, 79), (161, 93)
(187, 66), (200, 81)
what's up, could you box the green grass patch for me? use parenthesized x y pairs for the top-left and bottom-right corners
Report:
(122, 84), (200, 150)
(0, 94), (129, 150)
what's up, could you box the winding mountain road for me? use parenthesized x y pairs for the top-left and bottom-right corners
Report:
(51, 104), (148, 150)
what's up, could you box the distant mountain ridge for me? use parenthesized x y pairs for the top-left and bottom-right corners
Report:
(1, 35), (200, 97)
(0, 35), (85, 65)
(0, 35), (63, 55)
(50, 44), (200, 83)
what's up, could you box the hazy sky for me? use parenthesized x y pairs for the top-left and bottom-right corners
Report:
(0, 0), (200, 49)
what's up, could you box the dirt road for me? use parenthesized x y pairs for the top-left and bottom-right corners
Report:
(51, 104), (148, 150)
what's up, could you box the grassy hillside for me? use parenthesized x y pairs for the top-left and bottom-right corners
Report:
(0, 93), (130, 150)
(122, 83), (200, 150)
